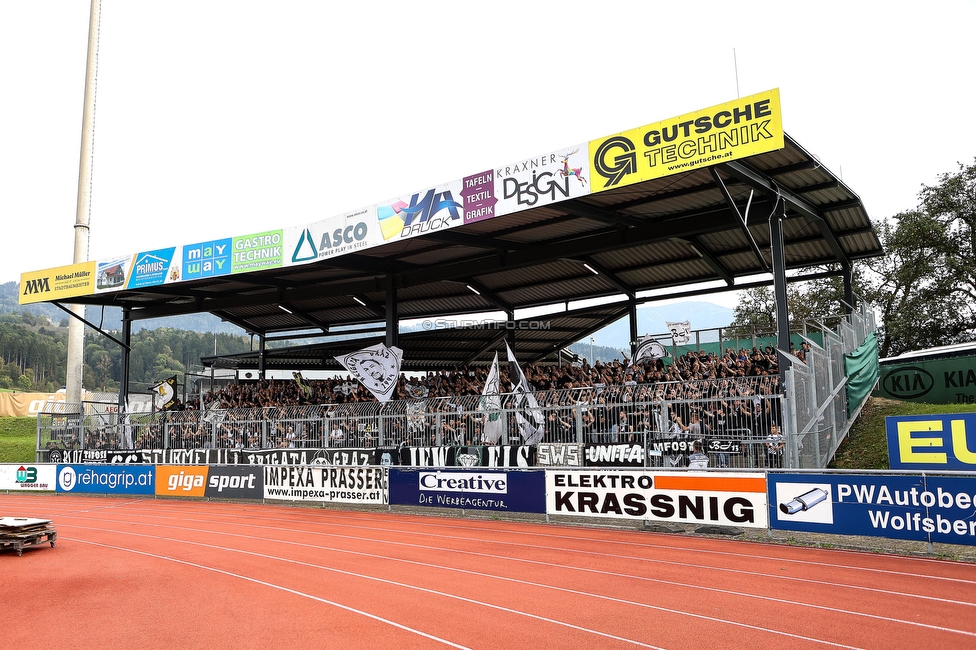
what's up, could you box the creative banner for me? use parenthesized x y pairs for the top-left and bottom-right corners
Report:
(56, 464), (155, 495)
(263, 466), (388, 504)
(769, 473), (976, 545)
(389, 468), (546, 513)
(0, 464), (56, 491)
(886, 413), (976, 470)
(589, 88), (783, 192)
(19, 261), (96, 304)
(546, 470), (768, 527)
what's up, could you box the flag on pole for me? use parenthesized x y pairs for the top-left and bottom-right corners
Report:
(335, 343), (404, 402)
(151, 376), (178, 411)
(479, 352), (505, 444)
(505, 342), (545, 445)
(632, 335), (669, 365)
(666, 320), (692, 345)
(293, 371), (313, 399)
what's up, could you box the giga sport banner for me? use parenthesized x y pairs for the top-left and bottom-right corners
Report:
(546, 470), (768, 528)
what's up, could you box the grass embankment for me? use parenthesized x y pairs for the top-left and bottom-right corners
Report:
(829, 397), (976, 470)
(0, 417), (37, 464)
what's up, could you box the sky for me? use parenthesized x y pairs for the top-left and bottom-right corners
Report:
(3, 1), (975, 316)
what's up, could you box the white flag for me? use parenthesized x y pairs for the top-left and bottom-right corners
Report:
(479, 352), (505, 444)
(666, 320), (692, 345)
(335, 343), (403, 402)
(505, 342), (545, 445)
(633, 335), (669, 364)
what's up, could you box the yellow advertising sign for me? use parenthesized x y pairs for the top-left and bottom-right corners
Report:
(19, 262), (96, 304)
(588, 88), (784, 192)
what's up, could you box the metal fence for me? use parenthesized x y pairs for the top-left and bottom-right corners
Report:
(36, 303), (878, 471)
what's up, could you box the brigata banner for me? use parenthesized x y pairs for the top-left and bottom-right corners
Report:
(389, 468), (546, 513)
(546, 470), (767, 528)
(769, 473), (976, 545)
(886, 413), (976, 470)
(263, 466), (388, 504)
(0, 464), (56, 491)
(56, 465), (155, 495)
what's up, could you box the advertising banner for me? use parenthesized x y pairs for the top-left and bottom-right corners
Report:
(19, 261), (96, 304)
(263, 466), (388, 504)
(286, 208), (378, 267)
(57, 447), (379, 466)
(769, 473), (976, 545)
(182, 237), (232, 280)
(231, 230), (283, 273)
(588, 89), (783, 193)
(886, 413), (976, 470)
(390, 468), (546, 513)
(879, 358), (976, 404)
(494, 144), (589, 217)
(94, 256), (133, 293)
(461, 170), (498, 225)
(0, 464), (56, 491)
(126, 247), (179, 288)
(376, 180), (464, 244)
(56, 465), (155, 495)
(156, 465), (209, 497)
(205, 465), (263, 499)
(546, 470), (768, 527)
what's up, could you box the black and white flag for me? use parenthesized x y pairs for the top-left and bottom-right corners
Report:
(335, 343), (403, 402)
(505, 342), (544, 445)
(633, 335), (669, 364)
(479, 352), (505, 444)
(666, 320), (692, 346)
(150, 375), (178, 411)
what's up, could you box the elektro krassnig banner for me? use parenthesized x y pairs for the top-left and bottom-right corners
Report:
(589, 88), (783, 192)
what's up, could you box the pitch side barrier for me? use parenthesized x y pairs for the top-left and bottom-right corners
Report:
(11, 463), (976, 548)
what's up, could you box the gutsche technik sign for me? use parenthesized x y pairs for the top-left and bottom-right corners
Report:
(20, 90), (784, 301)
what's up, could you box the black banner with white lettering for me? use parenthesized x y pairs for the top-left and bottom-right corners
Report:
(582, 443), (645, 467)
(205, 466), (263, 499)
(535, 443), (583, 467)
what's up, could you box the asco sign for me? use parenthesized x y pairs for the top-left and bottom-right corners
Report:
(887, 413), (976, 470)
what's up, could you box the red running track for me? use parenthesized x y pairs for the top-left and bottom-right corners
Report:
(2, 493), (975, 649)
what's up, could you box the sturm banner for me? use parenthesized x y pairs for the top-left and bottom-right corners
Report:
(546, 470), (768, 528)
(263, 466), (388, 505)
(769, 473), (976, 546)
(389, 468), (546, 513)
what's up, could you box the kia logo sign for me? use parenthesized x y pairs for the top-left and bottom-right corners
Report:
(883, 366), (934, 399)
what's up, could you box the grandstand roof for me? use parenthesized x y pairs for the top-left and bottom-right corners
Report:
(59, 131), (882, 368)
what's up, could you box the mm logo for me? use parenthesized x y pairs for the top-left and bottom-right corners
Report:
(22, 278), (51, 295)
(16, 466), (38, 483)
(883, 366), (934, 399)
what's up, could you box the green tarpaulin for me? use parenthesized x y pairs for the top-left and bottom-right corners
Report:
(845, 331), (879, 416)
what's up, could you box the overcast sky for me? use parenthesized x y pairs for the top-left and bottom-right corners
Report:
(3, 1), (975, 315)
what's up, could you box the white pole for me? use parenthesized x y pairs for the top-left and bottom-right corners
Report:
(66, 0), (101, 412)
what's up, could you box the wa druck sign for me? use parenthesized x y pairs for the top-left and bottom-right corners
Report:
(769, 473), (976, 545)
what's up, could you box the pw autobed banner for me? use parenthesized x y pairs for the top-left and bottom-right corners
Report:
(545, 470), (768, 528)
(389, 468), (546, 513)
(263, 466), (388, 504)
(769, 473), (976, 546)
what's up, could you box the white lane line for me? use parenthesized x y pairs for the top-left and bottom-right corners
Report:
(65, 523), (867, 649)
(67, 510), (976, 610)
(70, 537), (471, 649)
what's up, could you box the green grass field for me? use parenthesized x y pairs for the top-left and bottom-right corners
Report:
(0, 417), (37, 464)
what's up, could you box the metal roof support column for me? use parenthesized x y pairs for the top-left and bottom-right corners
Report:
(843, 265), (854, 315)
(119, 307), (131, 422)
(629, 299), (638, 360)
(506, 310), (516, 354)
(258, 335), (266, 380)
(386, 274), (398, 348)
(770, 199), (792, 378)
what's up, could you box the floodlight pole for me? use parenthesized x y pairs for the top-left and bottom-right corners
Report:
(66, 0), (101, 411)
